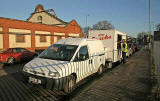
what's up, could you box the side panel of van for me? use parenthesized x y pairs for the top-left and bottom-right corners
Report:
(87, 40), (105, 73)
(71, 45), (93, 83)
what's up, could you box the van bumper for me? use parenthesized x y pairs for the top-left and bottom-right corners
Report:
(22, 72), (67, 90)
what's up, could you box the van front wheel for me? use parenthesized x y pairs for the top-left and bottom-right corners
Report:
(64, 75), (76, 94)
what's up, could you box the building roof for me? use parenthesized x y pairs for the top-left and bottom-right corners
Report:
(27, 4), (68, 26)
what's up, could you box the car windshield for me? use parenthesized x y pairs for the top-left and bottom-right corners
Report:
(0, 49), (9, 53)
(38, 44), (78, 61)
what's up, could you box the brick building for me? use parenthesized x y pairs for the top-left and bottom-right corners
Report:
(0, 4), (82, 52)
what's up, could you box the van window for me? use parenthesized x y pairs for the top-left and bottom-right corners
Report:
(74, 46), (89, 61)
(38, 44), (78, 61)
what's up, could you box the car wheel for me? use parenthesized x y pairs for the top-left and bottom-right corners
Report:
(7, 57), (15, 64)
(97, 65), (103, 75)
(64, 75), (76, 94)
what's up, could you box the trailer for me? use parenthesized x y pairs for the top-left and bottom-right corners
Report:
(88, 30), (126, 68)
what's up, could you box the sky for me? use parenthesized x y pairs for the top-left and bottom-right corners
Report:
(0, 0), (160, 37)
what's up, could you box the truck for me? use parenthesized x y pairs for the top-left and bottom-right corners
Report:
(88, 30), (126, 68)
(22, 38), (105, 93)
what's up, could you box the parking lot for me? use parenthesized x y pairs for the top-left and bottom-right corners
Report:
(0, 48), (151, 101)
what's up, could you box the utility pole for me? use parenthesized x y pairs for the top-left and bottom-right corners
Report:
(149, 0), (152, 44)
(85, 14), (89, 38)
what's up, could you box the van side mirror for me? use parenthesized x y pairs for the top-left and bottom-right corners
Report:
(79, 54), (86, 60)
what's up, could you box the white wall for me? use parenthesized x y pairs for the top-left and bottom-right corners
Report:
(28, 12), (65, 27)
(0, 27), (2, 31)
(35, 31), (51, 47)
(68, 33), (79, 37)
(54, 32), (65, 43)
(9, 28), (31, 48)
(153, 41), (160, 83)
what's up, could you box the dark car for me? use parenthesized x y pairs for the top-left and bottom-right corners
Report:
(0, 48), (37, 64)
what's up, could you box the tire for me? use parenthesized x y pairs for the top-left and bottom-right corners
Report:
(107, 62), (112, 69)
(97, 65), (103, 75)
(118, 59), (122, 64)
(7, 57), (15, 64)
(64, 75), (76, 94)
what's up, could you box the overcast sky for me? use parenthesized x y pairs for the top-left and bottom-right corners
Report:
(0, 0), (160, 37)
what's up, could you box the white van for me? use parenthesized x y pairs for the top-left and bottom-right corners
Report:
(23, 38), (105, 93)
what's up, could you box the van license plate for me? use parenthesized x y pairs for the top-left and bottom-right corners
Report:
(29, 77), (41, 84)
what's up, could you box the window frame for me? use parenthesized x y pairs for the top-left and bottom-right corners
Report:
(37, 16), (42, 23)
(16, 34), (25, 43)
(40, 35), (47, 42)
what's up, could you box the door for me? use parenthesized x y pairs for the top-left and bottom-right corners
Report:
(117, 35), (122, 60)
(73, 45), (92, 81)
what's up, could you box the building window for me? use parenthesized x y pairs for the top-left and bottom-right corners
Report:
(40, 35), (46, 42)
(57, 36), (62, 40)
(37, 16), (42, 23)
(16, 35), (25, 43)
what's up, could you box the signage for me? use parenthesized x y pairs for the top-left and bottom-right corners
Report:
(92, 34), (111, 40)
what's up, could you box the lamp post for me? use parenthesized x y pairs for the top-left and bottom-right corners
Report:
(148, 0), (152, 44)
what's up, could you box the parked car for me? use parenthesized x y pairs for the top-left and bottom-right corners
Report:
(133, 42), (138, 52)
(126, 43), (135, 57)
(23, 38), (105, 94)
(0, 48), (37, 64)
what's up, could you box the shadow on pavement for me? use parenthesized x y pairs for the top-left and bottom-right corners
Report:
(115, 85), (150, 101)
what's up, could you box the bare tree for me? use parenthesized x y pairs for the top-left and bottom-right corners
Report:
(156, 24), (160, 31)
(137, 32), (146, 39)
(137, 32), (148, 45)
(92, 20), (114, 30)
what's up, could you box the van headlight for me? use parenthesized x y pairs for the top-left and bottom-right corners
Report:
(23, 66), (29, 72)
(48, 71), (60, 78)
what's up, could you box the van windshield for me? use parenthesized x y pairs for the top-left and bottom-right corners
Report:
(38, 44), (78, 61)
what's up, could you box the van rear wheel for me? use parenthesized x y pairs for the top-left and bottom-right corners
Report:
(64, 75), (76, 94)
(97, 65), (103, 75)
(107, 62), (112, 69)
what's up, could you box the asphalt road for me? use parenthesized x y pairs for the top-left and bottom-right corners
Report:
(0, 48), (151, 101)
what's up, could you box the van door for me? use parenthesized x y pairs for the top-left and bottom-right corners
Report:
(74, 45), (92, 81)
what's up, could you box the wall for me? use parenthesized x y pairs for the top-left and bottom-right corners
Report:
(54, 32), (65, 43)
(28, 12), (65, 27)
(0, 27), (3, 49)
(153, 41), (160, 83)
(68, 33), (79, 37)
